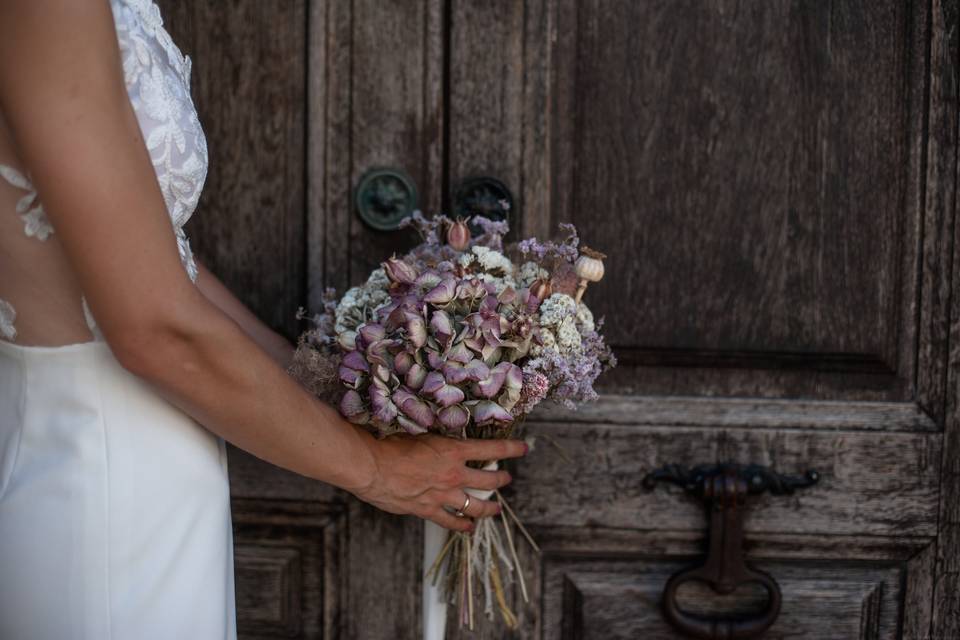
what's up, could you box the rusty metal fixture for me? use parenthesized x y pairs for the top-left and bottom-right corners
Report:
(643, 464), (820, 639)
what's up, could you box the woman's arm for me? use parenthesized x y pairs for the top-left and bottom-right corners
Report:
(0, 0), (525, 531)
(194, 260), (294, 368)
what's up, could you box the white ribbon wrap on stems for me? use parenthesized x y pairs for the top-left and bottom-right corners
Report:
(422, 460), (498, 640)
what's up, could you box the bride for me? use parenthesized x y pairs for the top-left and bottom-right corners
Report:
(0, 1), (526, 638)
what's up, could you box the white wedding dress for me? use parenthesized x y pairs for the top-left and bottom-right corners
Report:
(0, 1), (236, 638)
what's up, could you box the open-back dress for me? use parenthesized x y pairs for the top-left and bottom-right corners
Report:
(0, 1), (237, 637)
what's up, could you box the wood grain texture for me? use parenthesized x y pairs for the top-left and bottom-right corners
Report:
(509, 421), (940, 536)
(549, 560), (901, 639)
(159, 0), (307, 340)
(231, 499), (346, 639)
(506, 528), (932, 640)
(448, 0), (525, 238)
(346, 0), (445, 287)
(513, 0), (936, 402)
(308, 0), (352, 301)
(932, 0), (960, 635)
(529, 394), (939, 432)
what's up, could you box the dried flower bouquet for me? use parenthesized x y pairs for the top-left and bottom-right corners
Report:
(290, 211), (615, 631)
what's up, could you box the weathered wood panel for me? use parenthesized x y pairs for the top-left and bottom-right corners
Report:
(448, 0), (525, 238)
(530, 394), (939, 431)
(159, 0), (307, 340)
(547, 559), (902, 639)
(932, 0), (960, 633)
(567, 0), (909, 356)
(509, 0), (933, 403)
(503, 529), (933, 640)
(231, 499), (347, 639)
(510, 420), (941, 537)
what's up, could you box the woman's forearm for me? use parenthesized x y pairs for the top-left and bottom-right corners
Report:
(194, 260), (295, 368)
(113, 286), (377, 495)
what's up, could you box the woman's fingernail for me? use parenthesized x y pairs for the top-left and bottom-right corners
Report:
(523, 443), (530, 454)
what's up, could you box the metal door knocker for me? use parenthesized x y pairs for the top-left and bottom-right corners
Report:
(452, 176), (513, 228)
(643, 464), (819, 639)
(355, 168), (419, 231)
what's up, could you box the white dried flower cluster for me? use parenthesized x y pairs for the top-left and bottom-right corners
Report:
(334, 268), (391, 334)
(516, 261), (548, 288)
(532, 293), (584, 356)
(538, 293), (577, 326)
(556, 316), (583, 354)
(575, 302), (595, 333)
(475, 271), (519, 295)
(459, 246), (514, 275)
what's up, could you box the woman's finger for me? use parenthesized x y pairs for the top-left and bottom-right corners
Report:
(439, 491), (501, 519)
(456, 438), (528, 463)
(428, 507), (474, 533)
(461, 467), (512, 492)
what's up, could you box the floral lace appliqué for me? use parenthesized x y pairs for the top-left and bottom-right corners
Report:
(0, 164), (54, 241)
(112, 0), (205, 281)
(0, 298), (16, 341)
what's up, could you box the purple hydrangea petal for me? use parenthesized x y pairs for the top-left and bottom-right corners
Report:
(424, 278), (457, 305)
(358, 323), (387, 346)
(397, 415), (428, 435)
(476, 370), (506, 398)
(369, 387), (398, 425)
(338, 365), (364, 388)
(341, 349), (370, 372)
(392, 386), (416, 408)
(472, 400), (514, 426)
(447, 342), (474, 364)
(438, 404), (470, 432)
(393, 351), (414, 376)
(339, 389), (369, 424)
(415, 271), (443, 291)
(426, 350), (445, 369)
(430, 310), (454, 345)
(463, 359), (490, 382)
(423, 371), (447, 394)
(442, 361), (470, 385)
(399, 396), (435, 429)
(405, 363), (427, 390)
(405, 315), (427, 348)
(434, 384), (466, 408)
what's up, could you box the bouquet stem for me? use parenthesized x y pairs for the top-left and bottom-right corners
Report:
(422, 468), (538, 639)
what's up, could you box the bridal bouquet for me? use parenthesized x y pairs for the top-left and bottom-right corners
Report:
(291, 211), (615, 630)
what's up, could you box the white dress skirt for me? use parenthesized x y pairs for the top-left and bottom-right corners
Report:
(0, 0), (236, 636)
(0, 339), (237, 639)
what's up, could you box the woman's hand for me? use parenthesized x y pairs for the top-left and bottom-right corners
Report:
(352, 434), (528, 532)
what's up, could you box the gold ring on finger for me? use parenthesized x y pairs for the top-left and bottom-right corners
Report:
(454, 494), (470, 517)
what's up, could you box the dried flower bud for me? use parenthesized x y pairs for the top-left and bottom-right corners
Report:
(574, 246), (607, 303)
(337, 330), (358, 351)
(446, 217), (471, 251)
(529, 278), (553, 301)
(383, 255), (419, 285)
(574, 246), (606, 282)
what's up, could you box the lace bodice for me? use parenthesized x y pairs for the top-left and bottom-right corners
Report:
(0, 0), (207, 342)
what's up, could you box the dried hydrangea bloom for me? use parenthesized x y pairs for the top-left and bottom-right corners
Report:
(538, 293), (577, 327)
(516, 261), (548, 289)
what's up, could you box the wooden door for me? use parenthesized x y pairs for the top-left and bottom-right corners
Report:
(159, 1), (960, 638)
